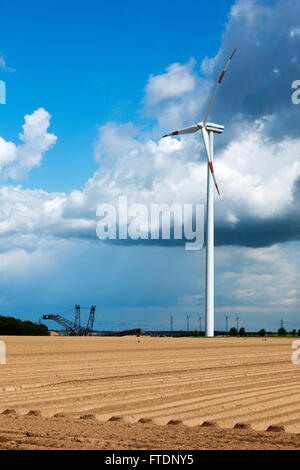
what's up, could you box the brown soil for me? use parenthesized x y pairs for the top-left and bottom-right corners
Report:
(0, 335), (299, 450)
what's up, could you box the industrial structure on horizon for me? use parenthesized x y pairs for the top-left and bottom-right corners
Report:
(43, 305), (96, 336)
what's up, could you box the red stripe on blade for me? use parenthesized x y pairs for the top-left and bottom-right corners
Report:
(209, 162), (214, 173)
(215, 184), (220, 195)
(230, 48), (237, 60)
(218, 70), (225, 83)
(172, 131), (179, 136)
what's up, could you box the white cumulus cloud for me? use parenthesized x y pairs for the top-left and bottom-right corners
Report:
(0, 108), (57, 180)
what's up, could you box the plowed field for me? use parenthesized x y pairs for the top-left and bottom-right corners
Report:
(0, 335), (299, 449)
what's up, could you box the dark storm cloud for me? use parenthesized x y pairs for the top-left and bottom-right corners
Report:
(93, 174), (300, 248)
(202, 0), (300, 142)
(216, 175), (300, 247)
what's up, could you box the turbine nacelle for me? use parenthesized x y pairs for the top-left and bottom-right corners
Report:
(204, 122), (224, 134)
(162, 122), (224, 138)
(194, 122), (225, 134)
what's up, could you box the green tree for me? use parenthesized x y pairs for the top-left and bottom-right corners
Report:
(292, 329), (297, 337)
(229, 327), (238, 336)
(258, 329), (266, 337)
(278, 327), (287, 336)
(239, 327), (246, 337)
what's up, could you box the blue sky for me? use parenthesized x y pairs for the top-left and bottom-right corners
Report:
(0, 0), (231, 192)
(0, 0), (300, 333)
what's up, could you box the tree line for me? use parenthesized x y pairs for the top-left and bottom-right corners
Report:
(226, 327), (300, 337)
(186, 327), (300, 337)
(0, 315), (50, 336)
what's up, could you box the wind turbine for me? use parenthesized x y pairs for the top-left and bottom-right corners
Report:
(162, 49), (237, 337)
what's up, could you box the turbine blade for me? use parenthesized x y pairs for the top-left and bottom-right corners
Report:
(203, 48), (237, 125)
(209, 162), (220, 195)
(162, 124), (200, 138)
(202, 127), (220, 195)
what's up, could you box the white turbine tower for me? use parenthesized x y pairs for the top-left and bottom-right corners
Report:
(162, 49), (237, 337)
